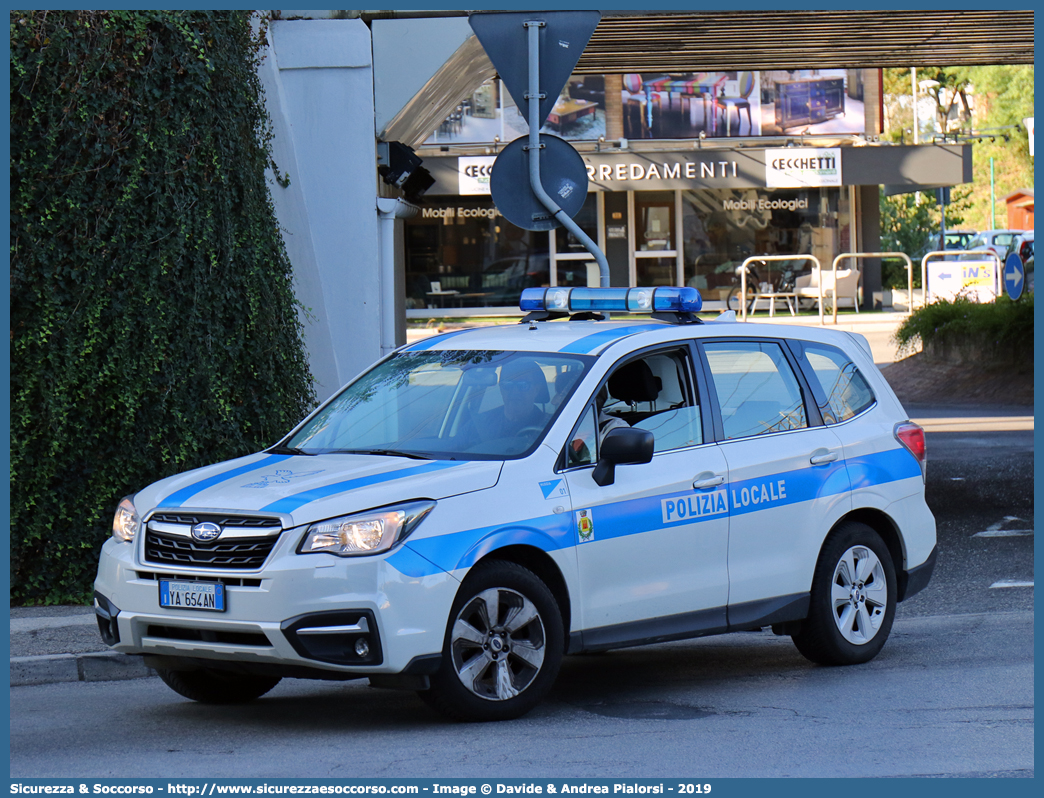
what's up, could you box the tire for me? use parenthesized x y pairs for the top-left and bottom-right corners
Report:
(156, 666), (282, 704)
(792, 522), (897, 666)
(419, 560), (564, 722)
(726, 284), (757, 313)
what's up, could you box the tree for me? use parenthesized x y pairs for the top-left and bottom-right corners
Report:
(879, 188), (970, 289)
(881, 65), (1033, 233)
(10, 11), (316, 603)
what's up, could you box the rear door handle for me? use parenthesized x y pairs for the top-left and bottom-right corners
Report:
(693, 474), (726, 489)
(810, 451), (839, 465)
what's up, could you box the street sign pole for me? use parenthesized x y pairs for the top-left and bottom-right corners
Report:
(524, 20), (609, 287)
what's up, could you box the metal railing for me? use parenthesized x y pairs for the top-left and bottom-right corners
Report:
(738, 254), (821, 322)
(829, 252), (914, 324)
(920, 250), (1002, 307)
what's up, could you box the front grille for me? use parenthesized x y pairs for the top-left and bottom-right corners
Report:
(145, 625), (271, 647)
(150, 512), (281, 529)
(136, 572), (263, 588)
(144, 531), (278, 570)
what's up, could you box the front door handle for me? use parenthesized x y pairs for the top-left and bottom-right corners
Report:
(810, 450), (839, 466)
(693, 473), (726, 489)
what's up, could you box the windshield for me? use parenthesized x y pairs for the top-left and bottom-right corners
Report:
(284, 350), (593, 460)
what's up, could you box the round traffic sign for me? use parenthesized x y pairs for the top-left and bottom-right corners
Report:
(489, 134), (588, 231)
(1003, 252), (1025, 301)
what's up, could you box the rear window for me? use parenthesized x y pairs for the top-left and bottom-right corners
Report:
(703, 341), (808, 439)
(801, 343), (876, 422)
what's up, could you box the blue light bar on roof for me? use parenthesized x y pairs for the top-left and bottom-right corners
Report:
(520, 286), (703, 315)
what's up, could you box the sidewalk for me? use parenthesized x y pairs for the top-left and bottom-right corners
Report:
(9, 604), (154, 687)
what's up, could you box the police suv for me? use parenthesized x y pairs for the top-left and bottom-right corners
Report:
(95, 287), (936, 721)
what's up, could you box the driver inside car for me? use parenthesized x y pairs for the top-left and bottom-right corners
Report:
(474, 359), (550, 441)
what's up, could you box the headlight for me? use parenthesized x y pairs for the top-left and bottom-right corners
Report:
(112, 496), (140, 542)
(299, 500), (435, 557)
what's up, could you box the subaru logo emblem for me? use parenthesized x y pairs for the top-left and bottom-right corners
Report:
(191, 522), (222, 542)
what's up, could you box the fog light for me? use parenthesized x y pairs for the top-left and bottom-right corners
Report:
(355, 638), (370, 658)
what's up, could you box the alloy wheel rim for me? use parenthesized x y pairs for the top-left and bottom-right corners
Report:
(450, 587), (546, 701)
(830, 545), (887, 645)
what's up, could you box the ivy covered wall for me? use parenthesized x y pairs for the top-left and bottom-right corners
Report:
(10, 11), (317, 603)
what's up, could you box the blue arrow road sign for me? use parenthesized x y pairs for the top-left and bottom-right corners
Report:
(1004, 252), (1025, 300)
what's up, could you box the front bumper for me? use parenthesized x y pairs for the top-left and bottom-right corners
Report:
(93, 530), (458, 676)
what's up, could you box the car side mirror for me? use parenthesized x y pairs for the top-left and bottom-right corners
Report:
(592, 427), (654, 487)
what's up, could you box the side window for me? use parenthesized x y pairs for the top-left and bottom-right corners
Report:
(602, 350), (702, 453)
(703, 341), (808, 439)
(566, 405), (599, 467)
(802, 343), (876, 422)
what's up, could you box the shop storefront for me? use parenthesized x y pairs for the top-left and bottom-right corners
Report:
(406, 72), (970, 317)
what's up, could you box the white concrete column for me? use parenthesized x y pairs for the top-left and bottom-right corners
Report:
(259, 18), (382, 401)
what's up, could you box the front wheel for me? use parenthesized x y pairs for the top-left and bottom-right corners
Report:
(419, 560), (564, 722)
(792, 522), (896, 666)
(156, 666), (282, 704)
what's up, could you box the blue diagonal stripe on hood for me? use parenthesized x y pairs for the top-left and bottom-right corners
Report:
(259, 460), (467, 514)
(160, 454), (293, 508)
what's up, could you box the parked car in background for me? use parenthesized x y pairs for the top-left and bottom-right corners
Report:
(913, 230), (978, 263)
(961, 229), (1023, 261)
(1005, 230), (1034, 293)
(943, 230), (977, 250)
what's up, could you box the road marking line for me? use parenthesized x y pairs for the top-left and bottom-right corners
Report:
(989, 580), (1034, 589)
(975, 516), (1033, 537)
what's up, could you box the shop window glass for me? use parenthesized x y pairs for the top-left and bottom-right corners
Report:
(635, 191), (675, 252)
(681, 188), (845, 303)
(620, 69), (871, 141)
(404, 200), (549, 310)
(555, 195), (598, 254)
(636, 258), (676, 287)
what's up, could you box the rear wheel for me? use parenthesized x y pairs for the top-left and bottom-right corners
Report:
(792, 522), (897, 666)
(726, 283), (757, 313)
(419, 560), (564, 722)
(156, 667), (282, 704)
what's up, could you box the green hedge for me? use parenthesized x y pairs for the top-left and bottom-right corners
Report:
(10, 11), (316, 604)
(893, 293), (1034, 362)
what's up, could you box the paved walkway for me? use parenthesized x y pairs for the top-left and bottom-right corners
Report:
(408, 310), (915, 367)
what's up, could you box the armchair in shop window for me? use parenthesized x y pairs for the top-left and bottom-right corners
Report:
(794, 268), (861, 313)
(713, 72), (755, 136)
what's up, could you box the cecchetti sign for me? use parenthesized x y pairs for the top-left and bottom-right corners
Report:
(456, 148), (844, 195)
(765, 147), (842, 188)
(458, 156), (496, 195)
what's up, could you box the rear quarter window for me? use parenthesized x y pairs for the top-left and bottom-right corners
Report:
(801, 342), (876, 422)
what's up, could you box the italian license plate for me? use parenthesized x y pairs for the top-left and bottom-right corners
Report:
(159, 580), (226, 612)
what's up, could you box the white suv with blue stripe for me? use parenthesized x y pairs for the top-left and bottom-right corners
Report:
(95, 287), (936, 721)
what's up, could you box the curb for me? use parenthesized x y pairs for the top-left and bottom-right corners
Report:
(10, 652), (156, 687)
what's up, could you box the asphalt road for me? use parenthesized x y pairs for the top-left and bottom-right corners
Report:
(9, 403), (1034, 779)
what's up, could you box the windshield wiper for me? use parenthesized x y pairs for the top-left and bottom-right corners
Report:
(267, 446), (317, 456)
(331, 448), (433, 460)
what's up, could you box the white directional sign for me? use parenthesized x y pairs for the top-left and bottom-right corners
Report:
(927, 260), (997, 304)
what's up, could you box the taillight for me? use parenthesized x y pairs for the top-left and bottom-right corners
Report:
(894, 422), (926, 481)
